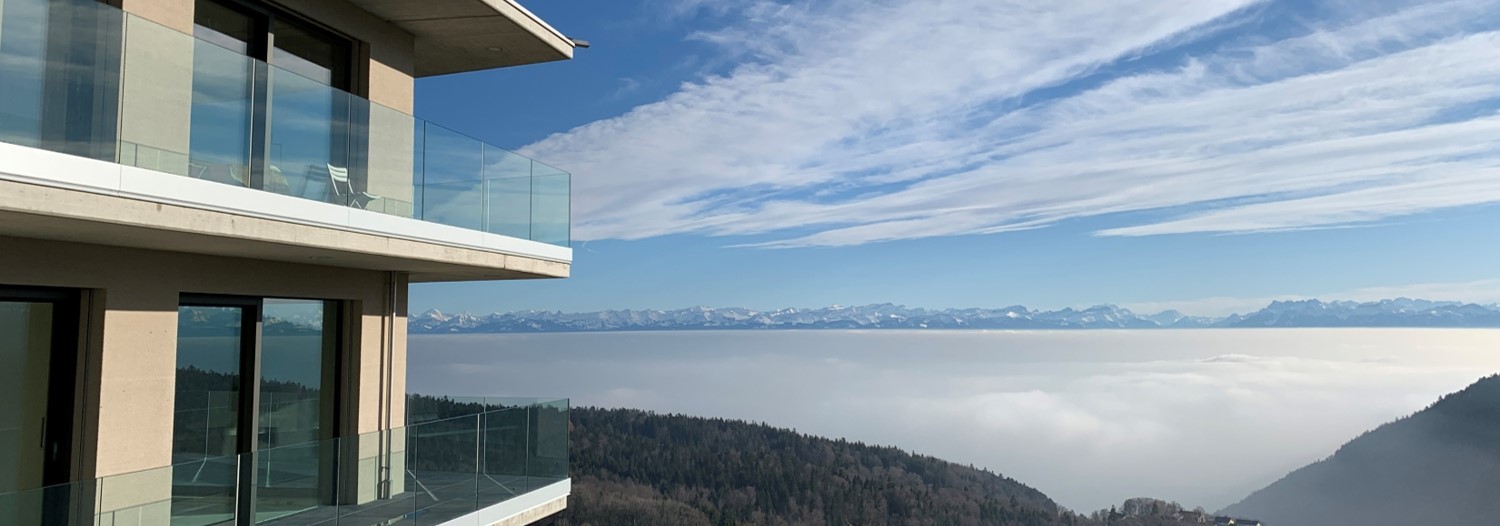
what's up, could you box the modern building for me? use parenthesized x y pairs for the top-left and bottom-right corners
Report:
(0, 0), (578, 524)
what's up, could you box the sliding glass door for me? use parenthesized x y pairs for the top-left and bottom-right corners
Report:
(173, 296), (340, 525)
(0, 287), (80, 526)
(255, 299), (339, 523)
(173, 303), (248, 525)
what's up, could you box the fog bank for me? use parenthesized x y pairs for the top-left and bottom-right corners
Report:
(408, 329), (1500, 511)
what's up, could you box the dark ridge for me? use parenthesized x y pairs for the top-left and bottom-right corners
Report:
(536, 407), (1207, 526)
(1224, 374), (1500, 526)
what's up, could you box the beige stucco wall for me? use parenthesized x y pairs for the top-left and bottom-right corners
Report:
(0, 235), (408, 481)
(115, 0), (193, 34)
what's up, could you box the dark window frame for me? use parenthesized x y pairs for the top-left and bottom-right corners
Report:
(0, 285), (82, 487)
(0, 285), (83, 526)
(197, 0), (357, 91)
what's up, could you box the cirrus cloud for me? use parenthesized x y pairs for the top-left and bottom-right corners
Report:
(523, 0), (1500, 247)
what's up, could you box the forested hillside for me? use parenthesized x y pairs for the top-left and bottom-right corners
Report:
(537, 407), (1205, 526)
(1224, 374), (1500, 525)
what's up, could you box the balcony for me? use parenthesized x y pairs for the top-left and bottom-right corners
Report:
(0, 397), (570, 526)
(0, 0), (571, 272)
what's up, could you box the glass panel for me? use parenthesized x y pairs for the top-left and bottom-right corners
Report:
(412, 118), (426, 220)
(478, 408), (527, 508)
(530, 165), (571, 246)
(0, 0), (122, 160)
(173, 305), (243, 524)
(419, 124), (485, 230)
(419, 124), (484, 185)
(257, 299), (335, 523)
(528, 400), (569, 489)
(254, 440), (337, 524)
(0, 398), (569, 526)
(0, 0), (50, 148)
(361, 102), (417, 218)
(169, 454), (238, 526)
(0, 480), (94, 526)
(483, 147), (532, 239)
(407, 395), (487, 426)
(423, 181), (486, 232)
(0, 301), (52, 495)
(97, 464), (167, 524)
(119, 14), (195, 176)
(336, 431), (415, 526)
(408, 415), (479, 525)
(189, 38), (256, 187)
(267, 67), (350, 205)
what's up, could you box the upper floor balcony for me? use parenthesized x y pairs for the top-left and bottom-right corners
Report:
(0, 0), (573, 280)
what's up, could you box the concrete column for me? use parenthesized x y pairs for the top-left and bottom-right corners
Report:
(366, 56), (414, 114)
(92, 284), (179, 477)
(345, 271), (408, 503)
(115, 0), (193, 34)
(84, 283), (179, 522)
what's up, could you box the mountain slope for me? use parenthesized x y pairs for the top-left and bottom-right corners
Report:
(1223, 375), (1500, 526)
(410, 298), (1500, 333)
(538, 407), (1204, 526)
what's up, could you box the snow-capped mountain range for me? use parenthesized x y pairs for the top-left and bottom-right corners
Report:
(409, 298), (1500, 333)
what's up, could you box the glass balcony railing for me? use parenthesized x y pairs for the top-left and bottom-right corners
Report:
(0, 0), (570, 247)
(0, 398), (570, 526)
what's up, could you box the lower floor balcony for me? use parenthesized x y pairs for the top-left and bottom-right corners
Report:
(0, 397), (570, 526)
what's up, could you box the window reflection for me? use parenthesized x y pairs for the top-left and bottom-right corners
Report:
(258, 299), (338, 523)
(173, 305), (243, 525)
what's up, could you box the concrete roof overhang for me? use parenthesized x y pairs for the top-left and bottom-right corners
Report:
(350, 0), (576, 76)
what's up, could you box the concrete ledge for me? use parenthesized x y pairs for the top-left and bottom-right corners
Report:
(0, 143), (571, 281)
(436, 479), (571, 526)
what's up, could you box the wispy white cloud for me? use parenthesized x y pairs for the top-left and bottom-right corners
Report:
(524, 0), (1500, 247)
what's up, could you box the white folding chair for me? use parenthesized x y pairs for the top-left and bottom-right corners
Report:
(325, 164), (380, 209)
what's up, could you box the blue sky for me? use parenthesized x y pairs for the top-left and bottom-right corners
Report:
(411, 0), (1500, 316)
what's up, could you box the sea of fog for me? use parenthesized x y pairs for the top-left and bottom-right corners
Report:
(408, 329), (1500, 513)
